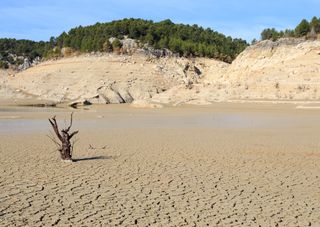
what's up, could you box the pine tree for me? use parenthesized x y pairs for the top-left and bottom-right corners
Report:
(295, 19), (311, 37)
(310, 16), (320, 33)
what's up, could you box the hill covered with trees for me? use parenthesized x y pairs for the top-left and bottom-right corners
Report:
(0, 18), (248, 68)
(0, 38), (49, 68)
(260, 16), (320, 41)
(53, 19), (247, 62)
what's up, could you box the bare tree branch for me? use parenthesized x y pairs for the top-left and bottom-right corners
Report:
(69, 130), (79, 139)
(65, 112), (74, 133)
(49, 116), (63, 141)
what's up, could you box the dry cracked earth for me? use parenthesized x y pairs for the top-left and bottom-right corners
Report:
(1, 109), (320, 226)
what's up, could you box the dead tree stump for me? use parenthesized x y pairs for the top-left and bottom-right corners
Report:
(49, 113), (79, 162)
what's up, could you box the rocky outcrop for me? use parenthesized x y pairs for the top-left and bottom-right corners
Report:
(18, 58), (31, 71)
(121, 38), (138, 54)
(92, 83), (134, 104)
(5, 38), (320, 106)
(100, 89), (124, 104)
(2, 53), (228, 106)
(109, 37), (139, 54)
(151, 39), (320, 104)
(221, 38), (320, 101)
(7, 54), (203, 106)
(108, 37), (176, 58)
(182, 62), (202, 88)
(0, 53), (41, 71)
(138, 48), (176, 58)
(80, 82), (160, 107)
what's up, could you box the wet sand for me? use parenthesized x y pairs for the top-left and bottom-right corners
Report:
(1, 103), (320, 226)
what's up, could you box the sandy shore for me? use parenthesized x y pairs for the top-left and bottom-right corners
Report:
(1, 103), (320, 226)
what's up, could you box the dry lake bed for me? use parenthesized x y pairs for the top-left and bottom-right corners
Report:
(1, 103), (320, 226)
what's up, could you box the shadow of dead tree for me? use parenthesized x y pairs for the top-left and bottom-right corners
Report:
(72, 156), (111, 162)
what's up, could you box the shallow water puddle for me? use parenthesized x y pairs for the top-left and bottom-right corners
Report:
(0, 106), (318, 133)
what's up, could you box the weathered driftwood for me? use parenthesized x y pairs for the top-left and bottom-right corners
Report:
(48, 113), (78, 162)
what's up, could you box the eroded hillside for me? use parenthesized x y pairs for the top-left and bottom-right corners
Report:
(2, 38), (320, 106)
(3, 53), (222, 106)
(224, 39), (320, 101)
(152, 39), (320, 104)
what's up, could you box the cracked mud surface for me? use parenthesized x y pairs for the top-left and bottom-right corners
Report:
(1, 104), (320, 226)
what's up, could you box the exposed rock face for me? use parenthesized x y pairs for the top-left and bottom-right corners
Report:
(17, 57), (41, 71)
(182, 62), (202, 88)
(139, 48), (175, 58)
(108, 37), (176, 58)
(32, 56), (41, 66)
(152, 39), (320, 104)
(6, 54), (214, 106)
(92, 83), (134, 104)
(108, 37), (139, 54)
(98, 87), (125, 104)
(4, 38), (320, 106)
(222, 38), (320, 101)
(18, 58), (31, 71)
(121, 38), (138, 54)
(117, 88), (134, 103)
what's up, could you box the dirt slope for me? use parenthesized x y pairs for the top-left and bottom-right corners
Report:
(224, 39), (320, 101)
(4, 54), (222, 106)
(2, 38), (320, 106)
(151, 39), (320, 104)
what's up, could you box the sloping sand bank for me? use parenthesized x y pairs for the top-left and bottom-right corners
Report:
(1, 104), (320, 226)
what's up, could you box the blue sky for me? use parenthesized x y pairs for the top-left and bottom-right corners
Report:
(0, 0), (319, 42)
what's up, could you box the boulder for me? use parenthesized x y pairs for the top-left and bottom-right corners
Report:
(18, 58), (31, 71)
